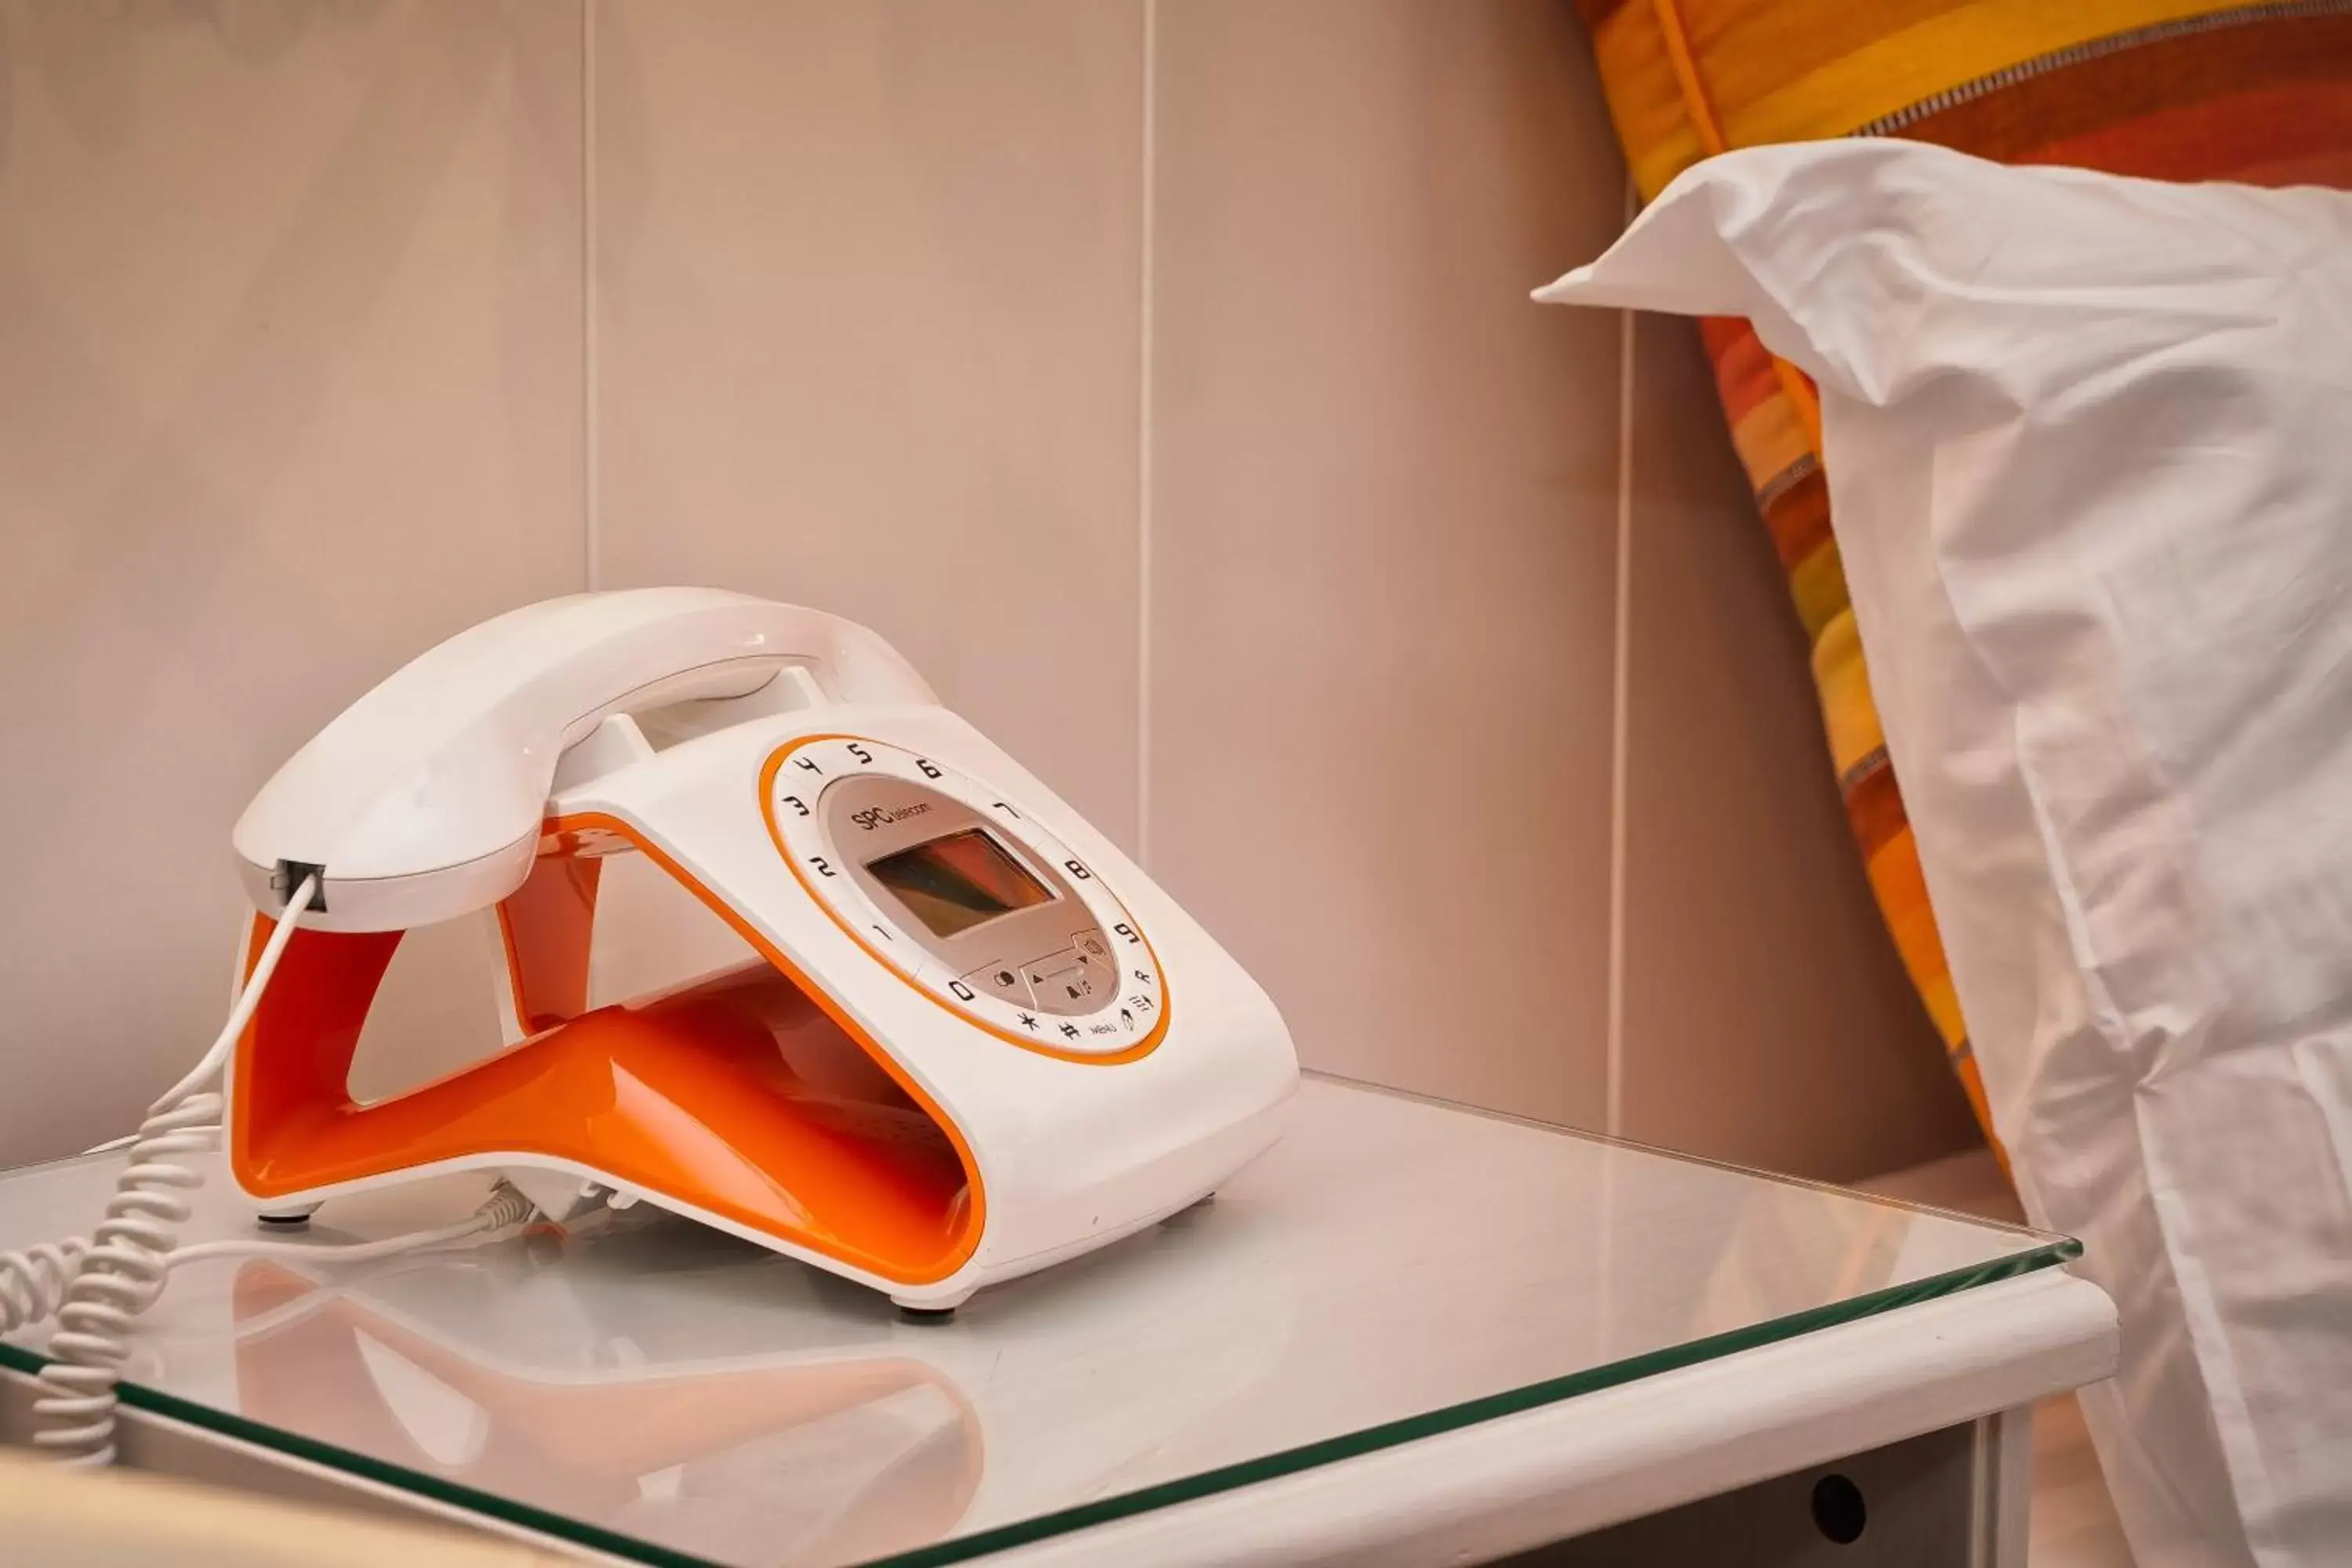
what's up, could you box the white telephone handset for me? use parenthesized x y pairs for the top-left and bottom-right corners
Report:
(232, 588), (935, 931)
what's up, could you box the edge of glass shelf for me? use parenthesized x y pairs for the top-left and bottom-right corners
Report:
(0, 1234), (2080, 1568)
(0, 1071), (2070, 1247)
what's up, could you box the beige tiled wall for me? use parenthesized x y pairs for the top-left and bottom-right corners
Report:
(592, 0), (1147, 845)
(0, 0), (585, 1159)
(1617, 316), (1979, 1181)
(0, 0), (1976, 1182)
(1145, 0), (1627, 1127)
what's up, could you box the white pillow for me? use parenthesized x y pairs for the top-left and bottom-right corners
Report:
(1540, 140), (2352, 1567)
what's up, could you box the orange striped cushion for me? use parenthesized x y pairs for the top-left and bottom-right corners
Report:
(1574, 0), (2352, 1161)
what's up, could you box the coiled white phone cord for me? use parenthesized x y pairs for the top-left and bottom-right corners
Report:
(0, 874), (537, 1465)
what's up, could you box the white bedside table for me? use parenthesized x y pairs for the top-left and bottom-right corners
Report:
(0, 1076), (2114, 1566)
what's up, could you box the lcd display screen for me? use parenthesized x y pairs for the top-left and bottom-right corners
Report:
(865, 828), (1053, 938)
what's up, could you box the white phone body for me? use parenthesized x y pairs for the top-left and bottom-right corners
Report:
(227, 589), (1298, 1308)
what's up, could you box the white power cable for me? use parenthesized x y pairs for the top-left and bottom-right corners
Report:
(170, 1189), (535, 1272)
(0, 875), (538, 1465)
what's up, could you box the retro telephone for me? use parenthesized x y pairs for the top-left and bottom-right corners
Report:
(3, 589), (1296, 1461)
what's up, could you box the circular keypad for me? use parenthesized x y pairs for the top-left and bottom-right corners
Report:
(764, 736), (1164, 1054)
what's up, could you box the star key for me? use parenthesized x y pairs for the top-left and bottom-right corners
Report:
(1018, 1011), (1039, 1032)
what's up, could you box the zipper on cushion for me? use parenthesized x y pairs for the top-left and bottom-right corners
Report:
(1852, 0), (2352, 138)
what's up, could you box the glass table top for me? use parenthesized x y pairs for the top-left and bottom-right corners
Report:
(0, 1076), (2075, 1566)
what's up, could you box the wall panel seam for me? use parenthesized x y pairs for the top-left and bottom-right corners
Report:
(1604, 296), (1635, 1140)
(1135, 0), (1159, 866)
(582, 0), (601, 592)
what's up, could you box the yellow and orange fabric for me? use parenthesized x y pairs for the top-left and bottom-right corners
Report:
(1574, 0), (2352, 1156)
